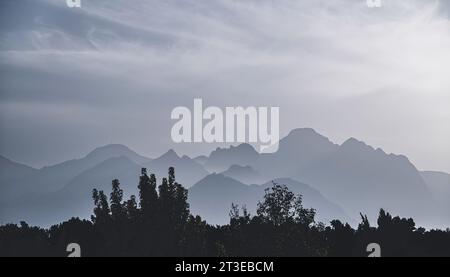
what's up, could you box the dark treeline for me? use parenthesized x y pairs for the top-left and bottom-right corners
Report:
(1, 167), (449, 257)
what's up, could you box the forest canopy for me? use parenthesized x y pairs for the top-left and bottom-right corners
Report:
(1, 167), (449, 257)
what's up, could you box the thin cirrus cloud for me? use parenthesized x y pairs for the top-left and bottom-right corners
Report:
(0, 0), (449, 172)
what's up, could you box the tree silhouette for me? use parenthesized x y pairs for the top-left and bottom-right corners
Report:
(256, 182), (316, 227)
(91, 189), (110, 225)
(326, 220), (355, 256)
(294, 195), (316, 226)
(257, 183), (296, 226)
(156, 167), (190, 255)
(158, 167), (190, 229)
(138, 168), (158, 219)
(125, 195), (139, 221)
(358, 213), (371, 232)
(110, 179), (125, 221)
(1, 169), (450, 257)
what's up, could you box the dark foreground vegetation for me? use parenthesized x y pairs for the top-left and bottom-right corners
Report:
(1, 168), (449, 257)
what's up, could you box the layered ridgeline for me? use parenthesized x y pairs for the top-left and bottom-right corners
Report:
(0, 146), (207, 227)
(0, 128), (448, 228)
(205, 129), (444, 228)
(189, 174), (351, 226)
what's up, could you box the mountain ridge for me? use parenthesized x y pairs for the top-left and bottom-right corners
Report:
(188, 173), (351, 226)
(1, 128), (448, 228)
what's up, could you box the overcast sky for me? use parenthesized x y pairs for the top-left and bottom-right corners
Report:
(0, 0), (449, 172)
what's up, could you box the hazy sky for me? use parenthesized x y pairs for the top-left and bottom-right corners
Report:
(0, 0), (449, 172)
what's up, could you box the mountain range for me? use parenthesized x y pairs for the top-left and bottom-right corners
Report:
(0, 128), (448, 229)
(189, 174), (351, 226)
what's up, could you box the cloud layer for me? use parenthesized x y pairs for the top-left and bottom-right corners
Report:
(0, 0), (449, 172)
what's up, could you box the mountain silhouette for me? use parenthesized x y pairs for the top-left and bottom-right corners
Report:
(0, 128), (447, 229)
(0, 156), (38, 203)
(421, 171), (450, 225)
(254, 128), (339, 178)
(298, 137), (437, 226)
(33, 144), (150, 195)
(193, 155), (208, 166)
(203, 128), (440, 226)
(1, 156), (142, 227)
(143, 150), (209, 187)
(83, 144), (151, 165)
(204, 144), (259, 172)
(188, 173), (350, 226)
(0, 145), (150, 226)
(221, 165), (267, 185)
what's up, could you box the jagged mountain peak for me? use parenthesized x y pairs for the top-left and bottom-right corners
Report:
(285, 128), (333, 142)
(157, 149), (180, 161)
(205, 143), (259, 172)
(340, 137), (374, 151)
(210, 143), (258, 156)
(278, 128), (338, 154)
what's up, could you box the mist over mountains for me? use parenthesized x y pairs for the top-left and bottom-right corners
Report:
(0, 128), (448, 229)
(189, 174), (350, 226)
(421, 171), (450, 219)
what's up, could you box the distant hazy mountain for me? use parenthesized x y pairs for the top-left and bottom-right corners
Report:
(204, 144), (259, 172)
(36, 144), (150, 193)
(254, 130), (438, 226)
(61, 156), (142, 197)
(1, 147), (210, 226)
(0, 156), (38, 202)
(421, 171), (450, 222)
(143, 150), (209, 188)
(1, 156), (142, 227)
(81, 144), (152, 165)
(256, 128), (339, 179)
(189, 173), (350, 226)
(0, 145), (207, 226)
(6, 144), (150, 200)
(199, 128), (441, 227)
(266, 178), (353, 225)
(189, 174), (257, 226)
(0, 145), (151, 226)
(0, 156), (37, 178)
(421, 171), (450, 196)
(193, 155), (209, 166)
(1, 129), (447, 229)
(221, 165), (267, 185)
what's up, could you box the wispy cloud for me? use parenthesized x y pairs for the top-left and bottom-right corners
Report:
(0, 0), (449, 171)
